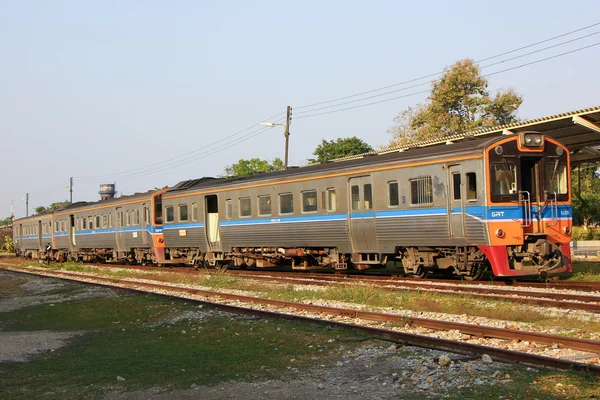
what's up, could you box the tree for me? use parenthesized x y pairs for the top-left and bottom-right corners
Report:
(34, 201), (71, 215)
(572, 163), (600, 228)
(223, 158), (284, 177)
(0, 216), (13, 226)
(388, 59), (523, 146)
(309, 137), (374, 163)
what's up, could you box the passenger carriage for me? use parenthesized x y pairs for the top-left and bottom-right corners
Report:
(158, 132), (572, 278)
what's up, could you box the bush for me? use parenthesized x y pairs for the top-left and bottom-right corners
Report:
(572, 226), (600, 241)
(2, 235), (14, 253)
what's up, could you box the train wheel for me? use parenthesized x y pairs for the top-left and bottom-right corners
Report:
(464, 265), (486, 281)
(412, 268), (429, 278)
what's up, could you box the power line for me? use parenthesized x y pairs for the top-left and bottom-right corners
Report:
(78, 120), (286, 182)
(294, 30), (600, 116)
(295, 41), (600, 120)
(76, 111), (286, 181)
(294, 21), (600, 111)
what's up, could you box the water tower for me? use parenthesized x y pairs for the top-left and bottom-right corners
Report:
(99, 184), (116, 200)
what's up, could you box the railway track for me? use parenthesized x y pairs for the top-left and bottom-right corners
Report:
(3, 264), (600, 376)
(4, 258), (599, 312)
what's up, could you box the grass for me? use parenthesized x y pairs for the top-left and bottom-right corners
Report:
(568, 261), (600, 282)
(435, 368), (600, 400)
(0, 294), (188, 332)
(0, 292), (369, 399)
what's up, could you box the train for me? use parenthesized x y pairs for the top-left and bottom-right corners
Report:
(12, 131), (572, 279)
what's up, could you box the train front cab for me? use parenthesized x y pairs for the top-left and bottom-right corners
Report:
(479, 132), (572, 277)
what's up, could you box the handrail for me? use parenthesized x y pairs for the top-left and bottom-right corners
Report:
(548, 191), (559, 227)
(519, 191), (532, 227)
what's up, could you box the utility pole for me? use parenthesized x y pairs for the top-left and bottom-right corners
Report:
(69, 177), (73, 203)
(284, 105), (292, 169)
(25, 193), (29, 217)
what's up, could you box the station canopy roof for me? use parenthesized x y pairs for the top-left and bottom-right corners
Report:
(333, 106), (600, 167)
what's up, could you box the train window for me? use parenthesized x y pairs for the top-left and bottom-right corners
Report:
(302, 190), (318, 213)
(388, 181), (399, 207)
(225, 200), (232, 219)
(466, 173), (477, 201)
(452, 173), (461, 200)
(351, 185), (360, 211)
(409, 176), (433, 207)
(55, 222), (59, 232)
(82, 218), (87, 230)
(95, 216), (101, 229)
(179, 204), (188, 222)
(144, 207), (150, 224)
(109, 214), (113, 228)
(279, 193), (294, 215)
(327, 188), (337, 212)
(191, 203), (199, 221)
(491, 163), (517, 196)
(239, 197), (252, 217)
(102, 215), (107, 228)
(165, 206), (174, 223)
(258, 195), (272, 216)
(134, 209), (140, 225)
(126, 211), (131, 226)
(364, 184), (373, 210)
(88, 217), (93, 230)
(546, 161), (568, 195)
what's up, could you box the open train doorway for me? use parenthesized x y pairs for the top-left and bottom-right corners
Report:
(205, 195), (221, 250)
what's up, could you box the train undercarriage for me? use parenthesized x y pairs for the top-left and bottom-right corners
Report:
(22, 235), (566, 280)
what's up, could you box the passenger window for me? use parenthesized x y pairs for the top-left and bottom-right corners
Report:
(466, 173), (477, 201)
(364, 184), (373, 210)
(109, 214), (113, 228)
(239, 197), (252, 217)
(165, 206), (174, 223)
(134, 210), (140, 225)
(88, 216), (93, 230)
(126, 211), (131, 226)
(82, 218), (87, 230)
(327, 188), (336, 212)
(452, 173), (461, 200)
(409, 176), (433, 207)
(351, 185), (360, 211)
(191, 203), (199, 221)
(388, 181), (399, 207)
(258, 195), (272, 216)
(95, 216), (101, 228)
(302, 190), (318, 213)
(225, 200), (232, 219)
(279, 193), (294, 214)
(179, 204), (188, 222)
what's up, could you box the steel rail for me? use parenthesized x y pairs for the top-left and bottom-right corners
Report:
(221, 270), (600, 310)
(3, 265), (600, 375)
(2, 260), (598, 311)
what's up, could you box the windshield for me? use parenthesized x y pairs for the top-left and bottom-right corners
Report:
(546, 160), (568, 195)
(491, 162), (517, 196)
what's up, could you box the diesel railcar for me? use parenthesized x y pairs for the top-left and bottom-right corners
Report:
(12, 131), (572, 279)
(13, 190), (167, 264)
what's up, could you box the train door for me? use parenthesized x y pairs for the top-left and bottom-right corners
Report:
(205, 195), (221, 250)
(520, 156), (543, 232)
(69, 215), (76, 247)
(348, 176), (377, 251)
(142, 203), (150, 246)
(17, 224), (23, 252)
(115, 207), (125, 251)
(37, 221), (43, 250)
(448, 165), (465, 238)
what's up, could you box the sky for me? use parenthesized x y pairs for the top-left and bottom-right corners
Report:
(1, 0), (599, 219)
